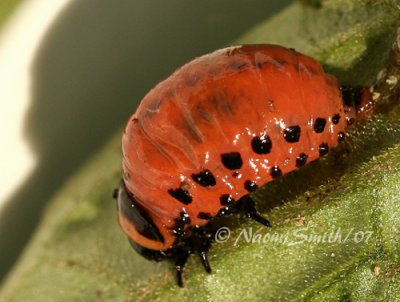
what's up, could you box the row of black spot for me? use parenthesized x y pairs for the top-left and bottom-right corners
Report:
(167, 114), (344, 206)
(285, 114), (341, 143)
(252, 114), (341, 156)
(167, 161), (280, 207)
(167, 144), (340, 206)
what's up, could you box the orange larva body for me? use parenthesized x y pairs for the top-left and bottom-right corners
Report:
(115, 44), (372, 286)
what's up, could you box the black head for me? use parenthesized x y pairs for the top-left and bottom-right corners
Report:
(115, 180), (165, 245)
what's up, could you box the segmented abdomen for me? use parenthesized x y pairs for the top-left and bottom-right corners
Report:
(122, 45), (347, 241)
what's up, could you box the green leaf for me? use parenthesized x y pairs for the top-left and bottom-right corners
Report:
(2, 1), (400, 301)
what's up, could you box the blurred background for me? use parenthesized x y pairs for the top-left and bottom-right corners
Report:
(0, 0), (291, 285)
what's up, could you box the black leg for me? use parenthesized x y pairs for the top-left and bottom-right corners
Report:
(190, 227), (213, 273)
(170, 195), (269, 287)
(237, 195), (271, 227)
(248, 211), (271, 227)
(175, 250), (191, 287)
(198, 238), (212, 273)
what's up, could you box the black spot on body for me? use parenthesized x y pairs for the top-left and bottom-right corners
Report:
(218, 194), (236, 217)
(197, 212), (213, 220)
(296, 153), (308, 167)
(284, 126), (301, 143)
(191, 170), (216, 187)
(220, 194), (235, 205)
(251, 135), (272, 154)
(319, 143), (329, 156)
(244, 180), (258, 192)
(232, 171), (241, 178)
(221, 152), (243, 170)
(338, 132), (345, 142)
(332, 114), (341, 125)
(313, 118), (326, 133)
(270, 165), (282, 178)
(168, 188), (192, 205)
